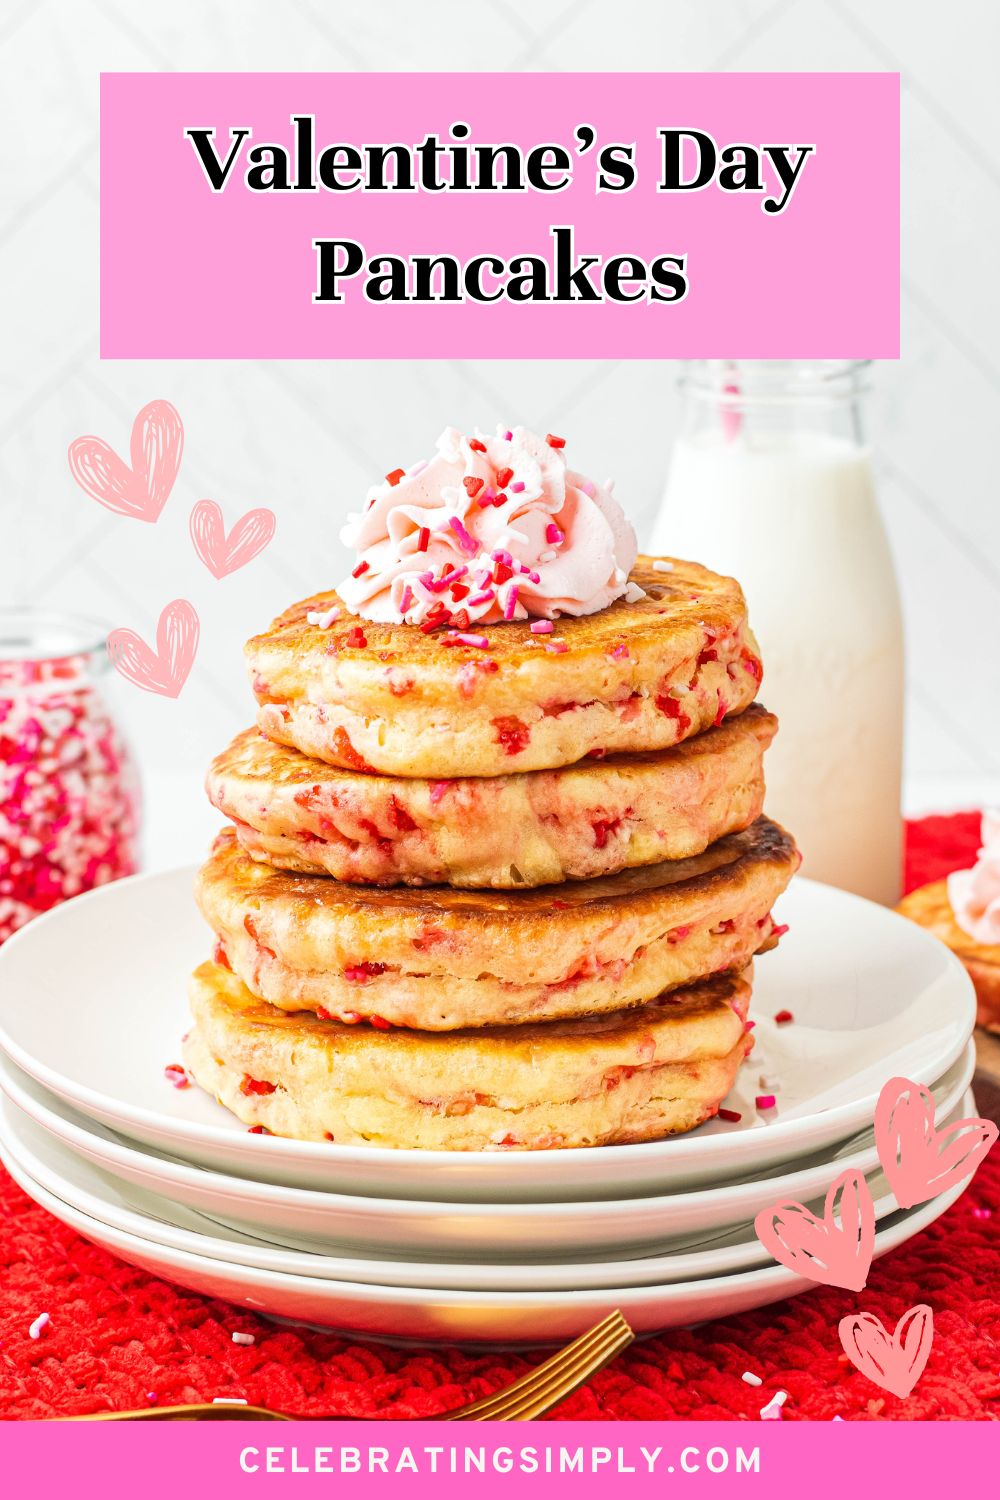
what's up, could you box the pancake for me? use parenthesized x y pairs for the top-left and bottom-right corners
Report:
(182, 960), (755, 1151)
(897, 880), (1000, 1033)
(195, 818), (797, 1030)
(208, 705), (777, 889)
(245, 556), (762, 778)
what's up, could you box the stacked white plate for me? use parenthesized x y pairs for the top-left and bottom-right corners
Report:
(0, 865), (979, 1345)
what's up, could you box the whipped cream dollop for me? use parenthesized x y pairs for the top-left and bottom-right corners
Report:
(337, 425), (638, 627)
(948, 810), (1000, 945)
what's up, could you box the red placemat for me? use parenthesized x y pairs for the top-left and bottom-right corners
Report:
(1, 816), (997, 1422)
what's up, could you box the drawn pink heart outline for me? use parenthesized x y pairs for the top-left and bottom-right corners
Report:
(874, 1075), (998, 1210)
(839, 1305), (934, 1399)
(68, 399), (183, 522)
(754, 1167), (875, 1291)
(190, 499), (276, 579)
(107, 600), (200, 699)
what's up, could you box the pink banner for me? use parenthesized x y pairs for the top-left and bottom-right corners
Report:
(100, 72), (899, 359)
(1, 1420), (991, 1494)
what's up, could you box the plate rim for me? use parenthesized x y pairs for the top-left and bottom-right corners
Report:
(0, 1085), (977, 1293)
(0, 1129), (969, 1309)
(0, 1043), (977, 1223)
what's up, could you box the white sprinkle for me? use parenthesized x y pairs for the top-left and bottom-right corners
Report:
(539, 549), (557, 563)
(832, 1415), (845, 1422)
(741, 1371), (762, 1387)
(213, 1397), (248, 1405)
(760, 1390), (788, 1420)
(624, 582), (647, 603)
(758, 1073), (782, 1091)
(28, 1312), (50, 1340)
(306, 606), (341, 629)
(231, 1331), (255, 1346)
(653, 559), (674, 573)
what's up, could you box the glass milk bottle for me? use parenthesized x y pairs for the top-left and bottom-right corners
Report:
(650, 361), (903, 905)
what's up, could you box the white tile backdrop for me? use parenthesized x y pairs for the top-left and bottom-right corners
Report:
(1, 0), (999, 846)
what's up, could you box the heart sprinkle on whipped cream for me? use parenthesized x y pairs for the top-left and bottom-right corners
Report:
(338, 425), (639, 628)
(947, 810), (1000, 945)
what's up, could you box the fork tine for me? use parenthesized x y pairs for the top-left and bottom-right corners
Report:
(445, 1313), (623, 1421)
(466, 1315), (633, 1423)
(447, 1312), (633, 1422)
(488, 1318), (634, 1421)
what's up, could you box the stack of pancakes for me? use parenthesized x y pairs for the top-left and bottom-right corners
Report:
(185, 556), (799, 1151)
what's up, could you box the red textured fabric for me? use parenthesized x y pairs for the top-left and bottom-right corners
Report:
(0, 816), (997, 1422)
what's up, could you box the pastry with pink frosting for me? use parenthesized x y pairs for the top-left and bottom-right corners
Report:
(948, 811), (1000, 947)
(897, 811), (1000, 1033)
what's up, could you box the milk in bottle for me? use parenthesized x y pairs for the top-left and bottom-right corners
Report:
(650, 362), (903, 905)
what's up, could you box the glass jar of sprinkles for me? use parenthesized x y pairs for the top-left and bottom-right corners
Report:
(0, 609), (141, 944)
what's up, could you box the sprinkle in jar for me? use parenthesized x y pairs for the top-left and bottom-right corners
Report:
(0, 610), (140, 945)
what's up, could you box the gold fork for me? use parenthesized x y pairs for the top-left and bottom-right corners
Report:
(63, 1311), (634, 1422)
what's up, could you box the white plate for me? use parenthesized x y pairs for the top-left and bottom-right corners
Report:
(0, 1086), (977, 1293)
(0, 1133), (969, 1345)
(0, 1047), (976, 1261)
(0, 867), (976, 1201)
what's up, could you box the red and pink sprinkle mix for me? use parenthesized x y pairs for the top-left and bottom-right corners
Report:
(0, 653), (139, 945)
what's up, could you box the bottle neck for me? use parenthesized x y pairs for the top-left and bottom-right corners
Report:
(678, 360), (869, 448)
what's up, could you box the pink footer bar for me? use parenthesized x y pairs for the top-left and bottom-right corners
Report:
(3, 1420), (991, 1497)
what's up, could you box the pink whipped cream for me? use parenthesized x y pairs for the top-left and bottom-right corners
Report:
(338, 425), (638, 626)
(948, 810), (1000, 945)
